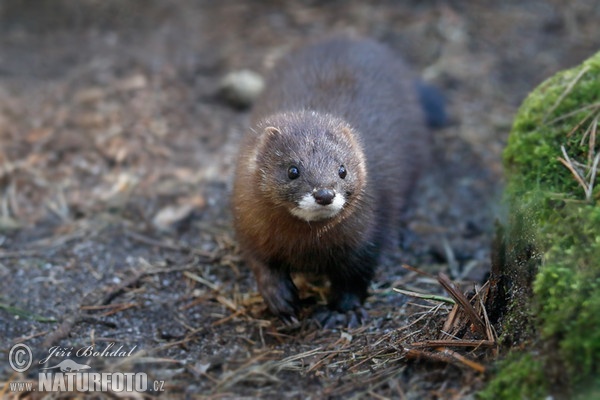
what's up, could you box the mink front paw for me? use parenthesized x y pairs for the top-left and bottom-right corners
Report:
(256, 268), (300, 324)
(315, 290), (369, 328)
(314, 306), (369, 329)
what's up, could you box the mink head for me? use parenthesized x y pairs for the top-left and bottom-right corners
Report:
(249, 111), (367, 222)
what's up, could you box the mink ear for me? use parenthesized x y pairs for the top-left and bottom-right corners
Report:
(264, 126), (281, 136)
(255, 125), (281, 156)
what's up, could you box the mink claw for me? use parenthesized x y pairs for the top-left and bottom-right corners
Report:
(279, 313), (300, 326)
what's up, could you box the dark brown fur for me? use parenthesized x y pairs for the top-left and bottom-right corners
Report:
(232, 35), (429, 322)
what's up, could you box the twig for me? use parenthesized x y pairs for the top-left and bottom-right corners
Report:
(80, 302), (138, 317)
(544, 65), (590, 123)
(476, 284), (497, 343)
(441, 303), (460, 334)
(41, 314), (79, 349)
(326, 365), (405, 398)
(214, 348), (327, 391)
(568, 109), (597, 138)
(559, 145), (588, 191)
(438, 348), (486, 373)
(400, 264), (436, 279)
(183, 270), (220, 291)
(410, 339), (496, 349)
(211, 309), (247, 326)
(438, 273), (486, 336)
(100, 259), (200, 305)
(558, 145), (599, 201)
(124, 230), (216, 259)
(441, 237), (459, 277)
(403, 347), (456, 364)
(590, 153), (600, 200)
(0, 229), (88, 259)
(404, 347), (486, 373)
(12, 330), (50, 344)
(578, 114), (598, 147)
(546, 102), (600, 125)
(587, 116), (597, 167)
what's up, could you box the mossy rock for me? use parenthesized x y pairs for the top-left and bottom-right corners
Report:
(482, 51), (600, 398)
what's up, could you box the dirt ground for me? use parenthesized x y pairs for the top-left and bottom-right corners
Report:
(1, 1), (600, 399)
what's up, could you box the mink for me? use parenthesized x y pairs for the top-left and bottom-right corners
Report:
(232, 35), (431, 324)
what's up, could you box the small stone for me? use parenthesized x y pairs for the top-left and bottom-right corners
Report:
(0, 216), (21, 232)
(114, 74), (147, 92)
(152, 196), (205, 231)
(152, 204), (195, 231)
(218, 69), (265, 109)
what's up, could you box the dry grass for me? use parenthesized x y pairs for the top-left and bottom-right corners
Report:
(558, 107), (600, 201)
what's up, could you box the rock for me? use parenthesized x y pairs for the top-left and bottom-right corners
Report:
(218, 69), (264, 109)
(152, 195), (206, 231)
(482, 51), (600, 399)
(152, 204), (195, 231)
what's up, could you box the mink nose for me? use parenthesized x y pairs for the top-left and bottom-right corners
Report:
(313, 188), (335, 205)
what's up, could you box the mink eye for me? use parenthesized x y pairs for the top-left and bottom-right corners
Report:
(338, 165), (347, 179)
(288, 165), (300, 180)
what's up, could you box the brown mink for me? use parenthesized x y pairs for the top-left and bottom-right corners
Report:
(232, 35), (430, 324)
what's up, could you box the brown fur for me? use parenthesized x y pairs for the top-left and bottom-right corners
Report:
(232, 35), (429, 322)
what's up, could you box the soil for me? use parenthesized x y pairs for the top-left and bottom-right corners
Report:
(1, 1), (599, 399)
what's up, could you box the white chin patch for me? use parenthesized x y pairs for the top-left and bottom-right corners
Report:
(289, 192), (346, 222)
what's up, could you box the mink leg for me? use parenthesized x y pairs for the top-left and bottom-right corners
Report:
(316, 262), (374, 328)
(250, 258), (300, 324)
(328, 271), (371, 313)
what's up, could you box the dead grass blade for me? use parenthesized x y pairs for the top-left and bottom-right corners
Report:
(213, 347), (326, 391)
(558, 145), (600, 202)
(438, 348), (487, 373)
(543, 65), (590, 123)
(393, 288), (455, 304)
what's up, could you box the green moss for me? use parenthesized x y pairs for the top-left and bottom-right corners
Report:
(504, 52), (600, 198)
(574, 382), (600, 400)
(487, 50), (600, 398)
(479, 354), (547, 400)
